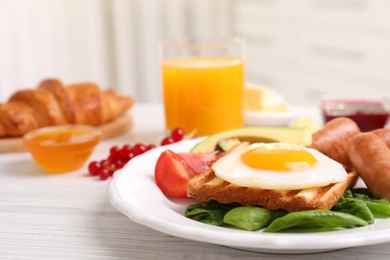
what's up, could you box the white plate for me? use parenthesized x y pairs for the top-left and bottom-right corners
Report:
(244, 106), (301, 126)
(107, 138), (390, 254)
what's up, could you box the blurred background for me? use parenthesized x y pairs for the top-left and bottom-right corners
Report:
(1, 0), (390, 105)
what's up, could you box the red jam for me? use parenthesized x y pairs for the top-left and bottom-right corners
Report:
(322, 99), (389, 132)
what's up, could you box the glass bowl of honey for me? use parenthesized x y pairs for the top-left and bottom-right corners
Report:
(320, 93), (390, 132)
(23, 125), (101, 173)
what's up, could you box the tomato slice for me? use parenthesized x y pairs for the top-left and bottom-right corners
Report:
(154, 150), (218, 198)
(154, 150), (189, 198)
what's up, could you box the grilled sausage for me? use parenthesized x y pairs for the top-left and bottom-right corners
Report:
(370, 128), (390, 148)
(310, 117), (360, 171)
(348, 132), (390, 200)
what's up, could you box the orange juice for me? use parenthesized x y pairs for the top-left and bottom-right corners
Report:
(162, 57), (244, 136)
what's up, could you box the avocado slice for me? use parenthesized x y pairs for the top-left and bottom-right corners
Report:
(190, 126), (312, 153)
(217, 138), (241, 152)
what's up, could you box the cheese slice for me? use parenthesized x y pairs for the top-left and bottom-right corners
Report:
(243, 83), (289, 112)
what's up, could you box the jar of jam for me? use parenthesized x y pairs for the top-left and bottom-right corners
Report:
(321, 94), (390, 132)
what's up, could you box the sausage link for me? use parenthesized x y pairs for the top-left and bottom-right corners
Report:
(310, 117), (360, 170)
(370, 128), (390, 148)
(348, 133), (390, 200)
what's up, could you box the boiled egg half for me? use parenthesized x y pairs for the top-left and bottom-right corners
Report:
(212, 143), (347, 190)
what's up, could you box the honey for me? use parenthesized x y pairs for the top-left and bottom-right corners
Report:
(23, 125), (100, 173)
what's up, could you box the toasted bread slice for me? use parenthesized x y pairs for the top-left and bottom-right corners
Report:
(187, 170), (358, 212)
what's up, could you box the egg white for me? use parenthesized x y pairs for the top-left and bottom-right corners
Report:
(212, 143), (347, 190)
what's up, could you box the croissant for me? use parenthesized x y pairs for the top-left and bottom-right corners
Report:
(0, 79), (133, 137)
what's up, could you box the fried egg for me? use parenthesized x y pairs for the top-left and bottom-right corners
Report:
(212, 143), (347, 190)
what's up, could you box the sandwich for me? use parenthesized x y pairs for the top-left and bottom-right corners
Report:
(187, 142), (358, 212)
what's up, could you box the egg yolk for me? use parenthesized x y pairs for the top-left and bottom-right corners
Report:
(241, 144), (317, 172)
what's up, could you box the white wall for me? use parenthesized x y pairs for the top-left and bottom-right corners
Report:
(235, 0), (390, 105)
(0, 0), (232, 103)
(1, 0), (390, 106)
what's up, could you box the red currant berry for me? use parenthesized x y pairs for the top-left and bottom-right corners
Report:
(106, 160), (117, 171)
(116, 157), (125, 166)
(133, 143), (147, 156)
(109, 146), (121, 158)
(171, 127), (185, 142)
(120, 144), (132, 159)
(161, 136), (175, 146)
(126, 152), (135, 161)
(88, 161), (102, 176)
(145, 144), (156, 151)
(115, 160), (126, 170)
(98, 168), (112, 180)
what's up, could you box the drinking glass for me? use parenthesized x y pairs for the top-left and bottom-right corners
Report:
(160, 37), (245, 137)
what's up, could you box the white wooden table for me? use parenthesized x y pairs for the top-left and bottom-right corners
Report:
(1, 103), (390, 259)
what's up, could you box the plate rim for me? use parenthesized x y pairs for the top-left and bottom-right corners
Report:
(107, 139), (390, 253)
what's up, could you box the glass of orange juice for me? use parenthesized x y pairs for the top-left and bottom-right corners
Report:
(160, 37), (245, 137)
